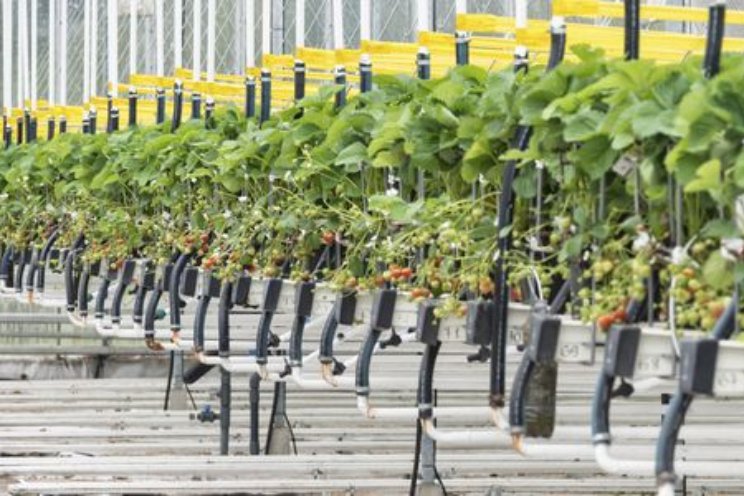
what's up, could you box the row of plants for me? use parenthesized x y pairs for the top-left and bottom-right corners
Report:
(1, 46), (743, 331)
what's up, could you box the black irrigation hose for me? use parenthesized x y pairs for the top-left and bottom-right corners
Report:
(217, 281), (232, 357)
(111, 260), (136, 325)
(77, 264), (91, 318)
(288, 281), (315, 366)
(35, 229), (60, 293)
(169, 253), (193, 333)
(0, 246), (12, 287)
(355, 329), (382, 398)
(132, 262), (154, 325)
(63, 249), (76, 312)
(13, 249), (26, 295)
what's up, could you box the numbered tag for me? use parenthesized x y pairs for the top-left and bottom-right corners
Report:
(612, 154), (636, 178)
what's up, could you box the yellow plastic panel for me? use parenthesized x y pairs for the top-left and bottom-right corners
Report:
(455, 14), (515, 33)
(553, 0), (600, 16)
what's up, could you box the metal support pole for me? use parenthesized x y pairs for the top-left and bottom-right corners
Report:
(193, 0), (201, 80)
(108, 0), (119, 96)
(155, 0), (164, 76)
(129, 0), (137, 75)
(266, 381), (291, 454)
(360, 0), (371, 41)
(174, 0), (183, 69)
(2, 0), (12, 113)
(59, 0), (68, 104)
(207, 0), (216, 81)
(245, 0), (255, 67)
(48, 0), (55, 106)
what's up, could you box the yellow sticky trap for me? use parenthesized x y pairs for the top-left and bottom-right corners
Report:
(553, 0), (599, 16)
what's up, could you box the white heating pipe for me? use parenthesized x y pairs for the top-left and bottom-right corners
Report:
(245, 0), (255, 67)
(173, 0), (183, 68)
(129, 0), (137, 75)
(295, 0), (304, 48)
(155, 0), (164, 75)
(192, 0), (201, 80)
(206, 0), (215, 81)
(107, 0), (118, 96)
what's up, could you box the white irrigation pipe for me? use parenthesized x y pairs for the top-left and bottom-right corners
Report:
(261, 0), (270, 56)
(3, 0), (12, 114)
(48, 0), (55, 106)
(295, 0), (304, 48)
(129, 0), (137, 75)
(107, 0), (118, 96)
(155, 0), (164, 76)
(359, 0), (370, 41)
(192, 0), (201, 80)
(331, 0), (343, 49)
(83, 0), (91, 101)
(173, 0), (183, 69)
(206, 0), (215, 82)
(245, 0), (255, 67)
(30, 0), (37, 109)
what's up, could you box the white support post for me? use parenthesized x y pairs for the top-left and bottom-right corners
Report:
(332, 0), (343, 49)
(456, 0), (467, 14)
(193, 0), (201, 80)
(129, 0), (137, 75)
(91, 0), (98, 97)
(359, 0), (370, 42)
(245, 0), (254, 68)
(155, 0), (164, 76)
(19, 0), (29, 108)
(59, 0), (68, 105)
(2, 0), (12, 114)
(206, 0), (215, 81)
(174, 0), (182, 69)
(48, 0), (55, 106)
(416, 0), (430, 32)
(261, 0), (270, 57)
(515, 0), (528, 29)
(107, 0), (118, 96)
(83, 0), (91, 102)
(31, 0), (37, 109)
(295, 0), (304, 48)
